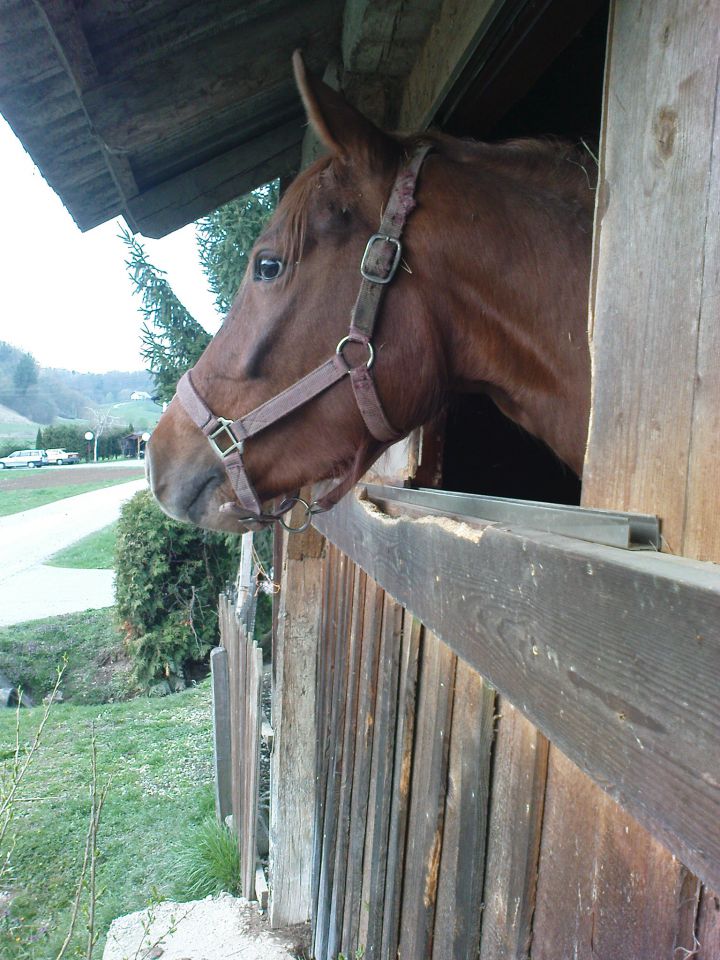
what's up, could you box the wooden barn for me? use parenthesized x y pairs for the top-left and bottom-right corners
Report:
(2, 1), (719, 957)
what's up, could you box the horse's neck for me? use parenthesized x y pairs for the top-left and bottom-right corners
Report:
(427, 143), (594, 475)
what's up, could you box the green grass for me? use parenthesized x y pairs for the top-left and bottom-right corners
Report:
(0, 475), (143, 517)
(0, 682), (216, 958)
(101, 400), (161, 431)
(46, 522), (118, 570)
(0, 608), (133, 706)
(170, 817), (241, 901)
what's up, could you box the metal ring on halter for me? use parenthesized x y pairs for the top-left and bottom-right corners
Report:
(278, 497), (316, 533)
(336, 336), (375, 370)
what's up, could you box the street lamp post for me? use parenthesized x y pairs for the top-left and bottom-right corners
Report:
(84, 431), (94, 463)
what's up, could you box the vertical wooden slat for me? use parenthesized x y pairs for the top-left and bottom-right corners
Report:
(398, 631), (456, 960)
(433, 662), (495, 960)
(533, 748), (700, 960)
(359, 594), (404, 957)
(341, 578), (385, 957)
(479, 700), (549, 960)
(380, 612), (422, 960)
(242, 642), (263, 900)
(314, 553), (355, 960)
(269, 518), (324, 926)
(311, 546), (340, 932)
(210, 645), (232, 823)
(326, 566), (367, 959)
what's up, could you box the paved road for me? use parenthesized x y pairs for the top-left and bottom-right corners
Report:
(0, 478), (147, 626)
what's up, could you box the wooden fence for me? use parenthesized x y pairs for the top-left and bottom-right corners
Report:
(213, 575), (268, 907)
(311, 541), (544, 960)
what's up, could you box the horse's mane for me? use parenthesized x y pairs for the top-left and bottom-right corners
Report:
(272, 131), (597, 268)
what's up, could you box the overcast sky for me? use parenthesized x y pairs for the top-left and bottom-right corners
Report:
(0, 116), (223, 374)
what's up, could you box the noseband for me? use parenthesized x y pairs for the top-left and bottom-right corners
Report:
(175, 143), (431, 531)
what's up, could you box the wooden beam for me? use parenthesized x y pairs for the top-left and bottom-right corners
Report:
(31, 0), (138, 210)
(80, 0), (340, 153)
(126, 120), (303, 238)
(313, 491), (720, 891)
(269, 519), (325, 928)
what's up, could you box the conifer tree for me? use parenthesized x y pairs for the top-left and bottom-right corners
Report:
(196, 181), (279, 314)
(121, 227), (211, 404)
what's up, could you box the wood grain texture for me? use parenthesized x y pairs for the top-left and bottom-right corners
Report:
(326, 566), (366, 959)
(313, 551), (354, 960)
(341, 579), (384, 957)
(433, 661), (495, 960)
(359, 594), (404, 956)
(533, 748), (700, 960)
(479, 700), (548, 960)
(584, 0), (720, 556)
(269, 526), (324, 926)
(398, 631), (456, 960)
(313, 494), (720, 890)
(381, 613), (422, 960)
(563, 1), (720, 954)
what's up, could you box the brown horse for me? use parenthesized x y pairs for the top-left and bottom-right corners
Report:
(146, 53), (594, 534)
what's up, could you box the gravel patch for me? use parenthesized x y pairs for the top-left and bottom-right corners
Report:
(103, 894), (309, 960)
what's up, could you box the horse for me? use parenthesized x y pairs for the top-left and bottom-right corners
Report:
(146, 52), (595, 534)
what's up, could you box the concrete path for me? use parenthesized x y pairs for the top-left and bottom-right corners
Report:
(0, 478), (147, 626)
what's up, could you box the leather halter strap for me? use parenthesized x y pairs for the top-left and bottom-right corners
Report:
(175, 142), (431, 529)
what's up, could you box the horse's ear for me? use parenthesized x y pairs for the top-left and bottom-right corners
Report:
(293, 50), (391, 164)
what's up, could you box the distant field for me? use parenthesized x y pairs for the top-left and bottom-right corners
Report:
(102, 398), (162, 429)
(0, 466), (145, 516)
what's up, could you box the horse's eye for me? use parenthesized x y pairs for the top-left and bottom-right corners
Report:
(255, 256), (284, 282)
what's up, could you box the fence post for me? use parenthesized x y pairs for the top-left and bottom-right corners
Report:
(211, 645), (232, 824)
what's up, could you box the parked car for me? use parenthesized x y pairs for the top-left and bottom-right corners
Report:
(0, 449), (46, 469)
(45, 448), (81, 465)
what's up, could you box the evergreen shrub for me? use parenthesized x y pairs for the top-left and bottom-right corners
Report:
(115, 490), (241, 688)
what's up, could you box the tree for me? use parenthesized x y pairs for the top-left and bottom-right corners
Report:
(121, 227), (211, 404)
(86, 407), (120, 461)
(196, 181), (279, 314)
(13, 353), (38, 395)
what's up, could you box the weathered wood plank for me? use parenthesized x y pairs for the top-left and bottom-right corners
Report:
(80, 0), (340, 152)
(341, 578), (384, 957)
(210, 646), (232, 824)
(311, 546), (339, 934)
(359, 593), (403, 956)
(550, 0), (720, 952)
(532, 748), (700, 960)
(326, 566), (367, 959)
(433, 661), (495, 960)
(126, 123), (302, 238)
(398, 631), (456, 960)
(313, 493), (720, 890)
(241, 642), (263, 901)
(313, 553), (354, 960)
(583, 0), (720, 554)
(269, 521), (324, 926)
(380, 613), (422, 960)
(479, 700), (548, 960)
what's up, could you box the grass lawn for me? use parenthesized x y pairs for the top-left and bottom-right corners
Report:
(0, 682), (215, 958)
(0, 476), (142, 517)
(0, 608), (133, 705)
(46, 522), (118, 570)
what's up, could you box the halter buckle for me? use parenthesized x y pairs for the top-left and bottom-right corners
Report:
(361, 234), (402, 284)
(208, 418), (244, 460)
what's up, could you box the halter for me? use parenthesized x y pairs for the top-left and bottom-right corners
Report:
(175, 143), (431, 532)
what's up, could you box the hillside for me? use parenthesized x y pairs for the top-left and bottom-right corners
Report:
(0, 340), (154, 427)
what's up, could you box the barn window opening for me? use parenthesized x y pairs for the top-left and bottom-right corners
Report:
(433, 0), (609, 506)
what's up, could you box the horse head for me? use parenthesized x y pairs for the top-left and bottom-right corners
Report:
(147, 53), (593, 534)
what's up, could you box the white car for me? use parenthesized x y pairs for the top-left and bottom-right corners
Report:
(0, 449), (46, 469)
(45, 448), (81, 465)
